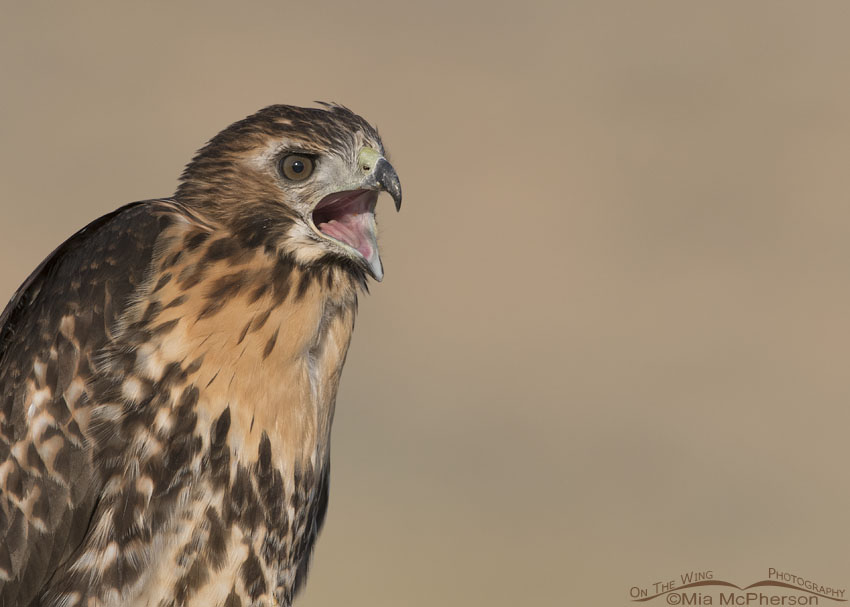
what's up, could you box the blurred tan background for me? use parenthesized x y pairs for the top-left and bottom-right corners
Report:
(2, 1), (850, 605)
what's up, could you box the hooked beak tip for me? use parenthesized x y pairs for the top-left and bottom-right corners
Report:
(374, 158), (402, 211)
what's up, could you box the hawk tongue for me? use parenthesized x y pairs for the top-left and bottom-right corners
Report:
(317, 210), (383, 280)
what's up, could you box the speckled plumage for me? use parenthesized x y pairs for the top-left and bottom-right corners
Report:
(0, 104), (401, 607)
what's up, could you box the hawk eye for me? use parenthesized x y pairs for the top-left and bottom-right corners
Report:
(280, 154), (314, 181)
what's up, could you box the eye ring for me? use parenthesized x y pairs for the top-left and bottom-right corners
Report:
(280, 154), (315, 181)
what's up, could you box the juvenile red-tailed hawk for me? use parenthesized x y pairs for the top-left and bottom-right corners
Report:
(0, 104), (402, 607)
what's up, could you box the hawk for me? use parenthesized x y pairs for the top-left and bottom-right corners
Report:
(0, 104), (402, 607)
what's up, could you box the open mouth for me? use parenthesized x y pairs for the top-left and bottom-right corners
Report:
(311, 189), (382, 277)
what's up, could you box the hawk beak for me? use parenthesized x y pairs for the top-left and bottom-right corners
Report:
(310, 157), (401, 282)
(359, 147), (401, 211)
(360, 157), (401, 281)
(371, 158), (402, 211)
(312, 190), (381, 278)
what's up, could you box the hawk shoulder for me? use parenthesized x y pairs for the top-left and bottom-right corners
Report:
(0, 200), (183, 606)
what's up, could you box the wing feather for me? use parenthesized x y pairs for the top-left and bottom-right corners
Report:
(0, 200), (180, 606)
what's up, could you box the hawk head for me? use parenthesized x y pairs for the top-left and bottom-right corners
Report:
(176, 103), (402, 281)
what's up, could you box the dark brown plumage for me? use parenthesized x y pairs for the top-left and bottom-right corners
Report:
(0, 104), (401, 606)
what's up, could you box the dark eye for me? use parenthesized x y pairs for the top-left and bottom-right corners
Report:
(280, 154), (315, 181)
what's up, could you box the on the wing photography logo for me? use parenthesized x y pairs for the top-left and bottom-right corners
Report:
(629, 569), (846, 605)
